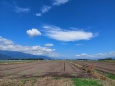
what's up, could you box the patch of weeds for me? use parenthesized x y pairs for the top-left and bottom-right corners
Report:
(22, 77), (37, 86)
(72, 78), (103, 86)
(105, 73), (115, 80)
(53, 77), (61, 80)
(96, 70), (115, 80)
(31, 78), (37, 86)
(22, 79), (28, 84)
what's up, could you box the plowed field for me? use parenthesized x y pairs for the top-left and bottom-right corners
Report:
(0, 61), (91, 79)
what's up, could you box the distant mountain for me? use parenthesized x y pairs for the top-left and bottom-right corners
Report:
(0, 53), (12, 60)
(0, 50), (52, 60)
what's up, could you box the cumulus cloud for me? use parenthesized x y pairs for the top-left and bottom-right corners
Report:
(44, 44), (54, 47)
(26, 28), (41, 37)
(75, 52), (115, 59)
(43, 25), (94, 42)
(0, 36), (56, 57)
(36, 0), (69, 16)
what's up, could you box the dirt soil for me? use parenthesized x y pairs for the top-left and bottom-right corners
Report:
(0, 61), (91, 79)
(0, 77), (74, 86)
(73, 61), (115, 74)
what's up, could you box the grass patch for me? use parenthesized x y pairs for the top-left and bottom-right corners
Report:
(22, 79), (28, 84)
(21, 77), (37, 86)
(53, 77), (61, 80)
(96, 70), (115, 80)
(105, 73), (115, 80)
(31, 78), (37, 86)
(72, 78), (103, 86)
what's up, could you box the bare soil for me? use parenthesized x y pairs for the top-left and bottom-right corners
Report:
(0, 77), (74, 86)
(0, 60), (114, 86)
(73, 61), (115, 74)
(0, 61), (91, 79)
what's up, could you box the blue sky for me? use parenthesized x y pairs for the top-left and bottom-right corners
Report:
(0, 0), (115, 59)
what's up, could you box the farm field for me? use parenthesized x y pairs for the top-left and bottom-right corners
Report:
(0, 60), (115, 86)
(72, 61), (115, 74)
(0, 61), (91, 78)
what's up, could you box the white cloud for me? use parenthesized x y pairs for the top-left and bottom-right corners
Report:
(36, 5), (51, 16)
(36, 13), (42, 16)
(15, 7), (30, 13)
(76, 44), (82, 46)
(13, 1), (30, 13)
(41, 6), (51, 13)
(53, 0), (69, 6)
(26, 28), (41, 37)
(0, 36), (56, 57)
(45, 44), (54, 47)
(0, 36), (14, 45)
(43, 25), (94, 42)
(75, 52), (115, 59)
(36, 0), (70, 16)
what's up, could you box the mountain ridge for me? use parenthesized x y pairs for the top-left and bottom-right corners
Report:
(0, 50), (52, 60)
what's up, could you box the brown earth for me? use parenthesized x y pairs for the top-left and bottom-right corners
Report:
(0, 61), (91, 79)
(0, 60), (115, 86)
(73, 61), (115, 74)
(0, 77), (74, 86)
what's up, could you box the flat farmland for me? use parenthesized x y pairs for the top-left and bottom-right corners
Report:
(0, 60), (115, 86)
(0, 61), (90, 79)
(72, 61), (115, 74)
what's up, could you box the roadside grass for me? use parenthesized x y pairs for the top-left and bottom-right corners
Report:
(72, 78), (103, 86)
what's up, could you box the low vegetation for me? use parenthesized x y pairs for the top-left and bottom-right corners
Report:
(72, 78), (103, 86)
(105, 73), (115, 80)
(97, 70), (115, 80)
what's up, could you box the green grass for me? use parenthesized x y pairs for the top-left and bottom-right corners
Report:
(72, 78), (103, 86)
(53, 77), (61, 80)
(22, 79), (28, 84)
(31, 78), (37, 86)
(96, 70), (115, 80)
(105, 73), (115, 80)
(21, 78), (37, 86)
